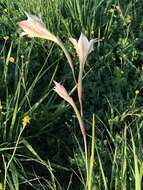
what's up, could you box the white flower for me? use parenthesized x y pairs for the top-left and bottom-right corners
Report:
(69, 33), (96, 66)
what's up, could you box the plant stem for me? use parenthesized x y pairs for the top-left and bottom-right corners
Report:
(71, 101), (88, 183)
(78, 62), (84, 117)
(56, 37), (77, 83)
(3, 126), (25, 190)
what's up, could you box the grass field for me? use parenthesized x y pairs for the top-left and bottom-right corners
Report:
(0, 0), (143, 189)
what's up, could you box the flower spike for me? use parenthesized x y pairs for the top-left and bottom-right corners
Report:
(18, 12), (75, 81)
(53, 80), (86, 150)
(69, 33), (96, 115)
(17, 12), (58, 42)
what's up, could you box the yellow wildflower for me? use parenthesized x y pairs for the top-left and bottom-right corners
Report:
(9, 56), (15, 63)
(135, 90), (139, 96)
(4, 36), (9, 40)
(22, 115), (31, 127)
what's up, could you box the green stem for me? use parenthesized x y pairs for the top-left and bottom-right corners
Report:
(88, 114), (95, 190)
(3, 126), (25, 190)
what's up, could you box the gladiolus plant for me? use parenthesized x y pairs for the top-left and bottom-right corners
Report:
(18, 13), (96, 189)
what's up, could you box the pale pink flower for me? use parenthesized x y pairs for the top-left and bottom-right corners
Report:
(53, 81), (73, 104)
(18, 13), (75, 81)
(69, 33), (96, 66)
(17, 12), (58, 42)
(53, 80), (87, 151)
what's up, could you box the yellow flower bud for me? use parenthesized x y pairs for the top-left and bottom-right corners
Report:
(135, 90), (139, 96)
(9, 57), (15, 63)
(22, 115), (31, 127)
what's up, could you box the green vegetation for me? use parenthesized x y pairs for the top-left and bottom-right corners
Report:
(0, 0), (143, 189)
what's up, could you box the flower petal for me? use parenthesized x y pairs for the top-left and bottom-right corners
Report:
(53, 81), (73, 104)
(17, 13), (57, 41)
(77, 33), (89, 64)
(25, 12), (42, 22)
(88, 39), (97, 54)
(78, 33), (89, 53)
(69, 37), (78, 50)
